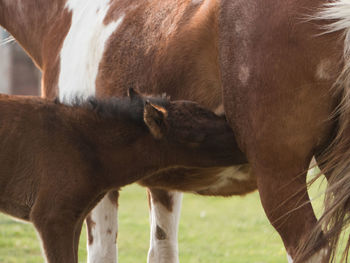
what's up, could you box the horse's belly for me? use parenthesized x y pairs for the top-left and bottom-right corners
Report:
(139, 164), (257, 196)
(194, 165), (256, 196)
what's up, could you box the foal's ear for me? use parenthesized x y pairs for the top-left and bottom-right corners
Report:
(144, 101), (168, 139)
(128, 88), (142, 101)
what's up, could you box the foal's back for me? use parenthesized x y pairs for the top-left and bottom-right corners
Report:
(0, 96), (92, 220)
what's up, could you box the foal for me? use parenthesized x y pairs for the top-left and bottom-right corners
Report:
(0, 89), (244, 263)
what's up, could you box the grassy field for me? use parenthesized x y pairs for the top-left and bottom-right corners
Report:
(0, 171), (328, 263)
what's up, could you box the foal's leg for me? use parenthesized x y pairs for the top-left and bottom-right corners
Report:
(31, 202), (79, 263)
(147, 188), (182, 263)
(86, 191), (119, 263)
(36, 223), (77, 263)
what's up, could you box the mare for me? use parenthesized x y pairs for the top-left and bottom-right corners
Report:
(2, 0), (350, 262)
(0, 89), (244, 263)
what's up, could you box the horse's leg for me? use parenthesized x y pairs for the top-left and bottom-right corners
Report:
(86, 191), (119, 263)
(31, 202), (79, 263)
(35, 223), (77, 263)
(147, 188), (182, 263)
(252, 152), (327, 262)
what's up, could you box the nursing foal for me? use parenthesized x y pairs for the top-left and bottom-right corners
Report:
(0, 90), (244, 263)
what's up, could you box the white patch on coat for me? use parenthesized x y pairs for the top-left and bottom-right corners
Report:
(208, 165), (251, 192)
(214, 104), (224, 115)
(192, 0), (203, 5)
(238, 65), (250, 85)
(58, 0), (124, 102)
(148, 192), (182, 263)
(316, 59), (333, 80)
(287, 254), (293, 263)
(87, 196), (118, 263)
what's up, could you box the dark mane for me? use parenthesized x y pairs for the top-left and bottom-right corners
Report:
(61, 94), (170, 124)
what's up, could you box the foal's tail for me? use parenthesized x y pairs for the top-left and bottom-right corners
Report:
(297, 2), (350, 262)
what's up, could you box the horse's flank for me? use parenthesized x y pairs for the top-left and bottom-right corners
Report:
(219, 0), (344, 261)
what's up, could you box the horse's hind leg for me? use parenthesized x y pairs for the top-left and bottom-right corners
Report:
(147, 188), (182, 263)
(252, 152), (327, 262)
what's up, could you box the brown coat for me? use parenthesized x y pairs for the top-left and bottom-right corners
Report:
(0, 90), (242, 262)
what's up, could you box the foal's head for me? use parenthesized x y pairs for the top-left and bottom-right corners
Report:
(77, 88), (243, 177)
(129, 88), (245, 167)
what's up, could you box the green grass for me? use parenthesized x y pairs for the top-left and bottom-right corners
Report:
(0, 170), (329, 263)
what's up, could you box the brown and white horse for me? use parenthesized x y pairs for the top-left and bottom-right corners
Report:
(2, 0), (350, 262)
(0, 90), (245, 263)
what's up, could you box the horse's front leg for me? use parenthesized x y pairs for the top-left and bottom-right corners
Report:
(86, 191), (119, 263)
(147, 188), (182, 263)
(31, 198), (84, 263)
(35, 222), (77, 263)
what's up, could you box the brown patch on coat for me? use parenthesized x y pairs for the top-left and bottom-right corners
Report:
(156, 225), (167, 240)
(148, 188), (174, 212)
(107, 190), (119, 207)
(86, 215), (96, 245)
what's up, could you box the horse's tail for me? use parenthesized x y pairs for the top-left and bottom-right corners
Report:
(296, 2), (350, 262)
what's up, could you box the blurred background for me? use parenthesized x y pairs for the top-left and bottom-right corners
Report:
(0, 27), (40, 96)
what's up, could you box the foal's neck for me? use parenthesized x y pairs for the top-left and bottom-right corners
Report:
(0, 0), (68, 67)
(69, 104), (163, 188)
